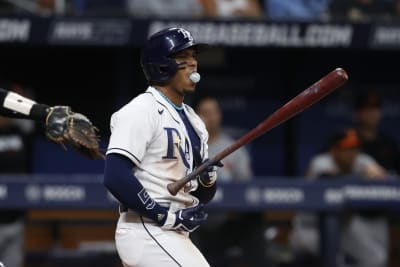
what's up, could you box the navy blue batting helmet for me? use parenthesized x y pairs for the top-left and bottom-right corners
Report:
(141, 27), (208, 85)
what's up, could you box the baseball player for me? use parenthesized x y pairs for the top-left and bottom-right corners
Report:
(104, 27), (221, 267)
(0, 87), (102, 159)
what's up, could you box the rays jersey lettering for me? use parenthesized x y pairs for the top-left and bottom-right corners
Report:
(107, 87), (208, 204)
(162, 127), (190, 168)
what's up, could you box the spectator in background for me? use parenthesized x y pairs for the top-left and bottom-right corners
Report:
(329, 0), (399, 21)
(194, 95), (253, 181)
(201, 0), (263, 19)
(266, 0), (331, 21)
(192, 96), (263, 267)
(289, 128), (388, 267)
(353, 90), (400, 175)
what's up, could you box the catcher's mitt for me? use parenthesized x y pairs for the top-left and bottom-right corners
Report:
(45, 106), (105, 160)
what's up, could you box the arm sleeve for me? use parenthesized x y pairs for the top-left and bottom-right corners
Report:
(103, 153), (168, 224)
(0, 88), (26, 118)
(0, 88), (50, 121)
(191, 155), (217, 204)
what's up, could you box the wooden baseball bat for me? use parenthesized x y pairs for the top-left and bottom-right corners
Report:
(167, 68), (349, 196)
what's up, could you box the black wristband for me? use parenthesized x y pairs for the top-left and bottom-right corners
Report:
(29, 104), (50, 122)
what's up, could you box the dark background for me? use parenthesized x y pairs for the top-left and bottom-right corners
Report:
(0, 1), (398, 265)
(0, 44), (399, 177)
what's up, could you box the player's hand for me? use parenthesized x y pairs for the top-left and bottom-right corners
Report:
(197, 159), (223, 187)
(160, 204), (208, 232)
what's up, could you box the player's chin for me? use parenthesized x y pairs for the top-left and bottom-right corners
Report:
(184, 88), (196, 95)
(184, 84), (196, 93)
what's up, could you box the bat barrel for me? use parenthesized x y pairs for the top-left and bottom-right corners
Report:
(167, 68), (348, 196)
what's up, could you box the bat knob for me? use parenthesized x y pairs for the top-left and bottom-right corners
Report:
(167, 183), (179, 196)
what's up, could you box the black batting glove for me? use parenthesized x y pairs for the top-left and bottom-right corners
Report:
(197, 159), (224, 187)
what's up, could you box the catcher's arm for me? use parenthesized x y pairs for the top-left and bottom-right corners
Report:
(0, 88), (104, 160)
(0, 87), (52, 120)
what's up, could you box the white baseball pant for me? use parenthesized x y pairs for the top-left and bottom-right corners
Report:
(115, 211), (210, 267)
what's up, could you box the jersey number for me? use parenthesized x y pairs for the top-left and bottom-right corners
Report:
(138, 188), (156, 210)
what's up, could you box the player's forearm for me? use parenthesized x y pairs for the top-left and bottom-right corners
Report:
(104, 153), (167, 224)
(0, 88), (50, 121)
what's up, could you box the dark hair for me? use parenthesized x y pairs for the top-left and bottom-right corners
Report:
(326, 128), (361, 149)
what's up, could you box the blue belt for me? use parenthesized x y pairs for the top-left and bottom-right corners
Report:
(119, 203), (171, 213)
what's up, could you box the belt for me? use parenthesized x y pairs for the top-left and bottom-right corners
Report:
(119, 203), (171, 213)
(119, 203), (171, 224)
(119, 206), (153, 223)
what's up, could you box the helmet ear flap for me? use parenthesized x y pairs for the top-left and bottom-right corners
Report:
(147, 63), (168, 75)
(166, 57), (179, 77)
(144, 58), (179, 85)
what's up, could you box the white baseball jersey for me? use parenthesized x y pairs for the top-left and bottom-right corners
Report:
(107, 86), (209, 210)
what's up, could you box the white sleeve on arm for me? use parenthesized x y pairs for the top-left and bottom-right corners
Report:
(107, 104), (157, 166)
(0, 88), (49, 121)
(3, 91), (37, 115)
